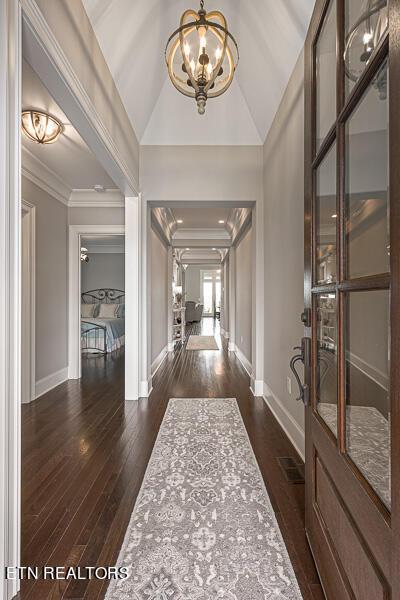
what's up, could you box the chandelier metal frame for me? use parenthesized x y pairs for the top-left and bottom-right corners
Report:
(165, 0), (239, 114)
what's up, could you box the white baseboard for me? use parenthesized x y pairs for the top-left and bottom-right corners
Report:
(228, 341), (236, 352)
(35, 367), (68, 400)
(151, 345), (168, 378)
(168, 341), (175, 352)
(232, 344), (252, 378)
(263, 381), (305, 461)
(220, 328), (229, 339)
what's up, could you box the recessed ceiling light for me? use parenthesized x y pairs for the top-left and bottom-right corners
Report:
(331, 214), (338, 218)
(212, 248), (216, 251)
(218, 220), (225, 224)
(186, 247), (190, 250)
(177, 219), (183, 224)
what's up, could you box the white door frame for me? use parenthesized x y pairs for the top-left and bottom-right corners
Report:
(21, 200), (36, 403)
(68, 225), (125, 380)
(1, 2), (21, 598)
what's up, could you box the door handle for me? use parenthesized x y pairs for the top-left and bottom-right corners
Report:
(289, 337), (311, 406)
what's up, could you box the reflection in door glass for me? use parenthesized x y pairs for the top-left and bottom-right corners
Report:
(316, 144), (337, 285)
(316, 294), (338, 437)
(345, 60), (389, 279)
(316, 0), (337, 151)
(346, 290), (390, 509)
(344, 0), (388, 97)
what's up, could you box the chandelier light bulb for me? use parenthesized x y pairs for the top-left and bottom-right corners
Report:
(165, 0), (239, 115)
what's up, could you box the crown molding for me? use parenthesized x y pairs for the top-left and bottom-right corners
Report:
(69, 189), (124, 208)
(173, 228), (231, 241)
(21, 0), (139, 196)
(21, 147), (125, 207)
(22, 145), (70, 205)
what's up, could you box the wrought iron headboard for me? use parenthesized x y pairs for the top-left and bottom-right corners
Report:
(81, 288), (125, 305)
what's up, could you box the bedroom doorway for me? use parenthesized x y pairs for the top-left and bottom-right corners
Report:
(80, 234), (126, 370)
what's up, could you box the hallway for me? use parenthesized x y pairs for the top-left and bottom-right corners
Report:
(21, 320), (323, 600)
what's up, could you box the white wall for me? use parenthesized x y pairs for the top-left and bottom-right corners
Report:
(235, 227), (252, 363)
(151, 227), (168, 364)
(81, 253), (125, 292)
(22, 177), (68, 383)
(263, 50), (305, 457)
(185, 264), (221, 303)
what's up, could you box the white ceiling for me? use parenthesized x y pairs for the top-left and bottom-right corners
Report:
(22, 59), (118, 191)
(171, 207), (231, 230)
(82, 0), (314, 145)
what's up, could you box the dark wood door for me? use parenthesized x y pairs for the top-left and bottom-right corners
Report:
(304, 1), (400, 598)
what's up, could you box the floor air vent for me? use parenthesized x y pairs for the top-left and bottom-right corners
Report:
(277, 457), (305, 484)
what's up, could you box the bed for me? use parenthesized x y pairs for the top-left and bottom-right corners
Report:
(81, 288), (125, 354)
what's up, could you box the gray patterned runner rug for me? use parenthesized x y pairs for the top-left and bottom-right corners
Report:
(106, 398), (303, 600)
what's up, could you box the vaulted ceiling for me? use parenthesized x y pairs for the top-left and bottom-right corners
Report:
(82, 0), (314, 145)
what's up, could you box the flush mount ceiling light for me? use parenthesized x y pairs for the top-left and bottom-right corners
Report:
(21, 110), (63, 144)
(165, 0), (239, 115)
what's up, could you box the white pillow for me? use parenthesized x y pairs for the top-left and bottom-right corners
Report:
(81, 304), (95, 318)
(97, 303), (118, 318)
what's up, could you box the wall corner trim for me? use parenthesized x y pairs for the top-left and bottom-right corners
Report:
(263, 381), (305, 461)
(250, 379), (264, 397)
(35, 367), (68, 400)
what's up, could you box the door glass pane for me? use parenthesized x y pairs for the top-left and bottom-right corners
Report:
(316, 143), (337, 284)
(345, 59), (389, 279)
(316, 0), (337, 151)
(345, 0), (388, 97)
(346, 290), (390, 509)
(316, 294), (338, 436)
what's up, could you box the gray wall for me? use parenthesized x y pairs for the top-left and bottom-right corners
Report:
(235, 227), (252, 362)
(263, 50), (305, 443)
(140, 146), (263, 203)
(81, 253), (125, 292)
(151, 227), (168, 363)
(68, 207), (124, 226)
(185, 264), (221, 303)
(22, 177), (68, 382)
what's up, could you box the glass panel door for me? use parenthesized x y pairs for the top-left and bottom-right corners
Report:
(304, 0), (398, 596)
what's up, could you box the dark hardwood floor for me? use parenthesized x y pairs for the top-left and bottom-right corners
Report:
(21, 319), (324, 599)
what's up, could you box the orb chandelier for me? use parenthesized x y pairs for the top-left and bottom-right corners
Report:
(165, 0), (239, 115)
(21, 110), (63, 144)
(344, 0), (388, 97)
